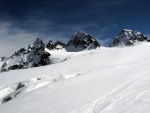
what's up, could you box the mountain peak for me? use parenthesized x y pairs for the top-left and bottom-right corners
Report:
(122, 29), (132, 32)
(54, 41), (66, 50)
(1, 38), (50, 72)
(66, 31), (100, 52)
(46, 40), (66, 50)
(109, 29), (148, 47)
(32, 38), (45, 48)
(46, 40), (54, 50)
(74, 31), (88, 36)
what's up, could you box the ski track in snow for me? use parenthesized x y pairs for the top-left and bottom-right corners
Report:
(90, 73), (148, 113)
(69, 72), (150, 113)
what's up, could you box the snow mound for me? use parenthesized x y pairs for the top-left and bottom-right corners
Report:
(0, 77), (45, 105)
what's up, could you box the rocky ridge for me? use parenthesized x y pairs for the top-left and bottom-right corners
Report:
(66, 31), (100, 52)
(109, 29), (148, 47)
(1, 38), (50, 72)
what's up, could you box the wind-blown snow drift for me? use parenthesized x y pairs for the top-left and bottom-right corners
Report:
(0, 42), (150, 113)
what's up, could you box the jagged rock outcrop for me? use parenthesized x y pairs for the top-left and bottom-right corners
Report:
(46, 40), (54, 50)
(46, 40), (66, 50)
(1, 38), (50, 72)
(147, 39), (150, 42)
(54, 41), (66, 50)
(109, 29), (148, 47)
(66, 31), (100, 52)
(0, 57), (7, 62)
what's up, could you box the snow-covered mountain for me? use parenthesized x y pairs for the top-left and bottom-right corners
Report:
(0, 31), (101, 72)
(0, 42), (150, 113)
(109, 29), (148, 47)
(66, 31), (100, 52)
(1, 30), (150, 113)
(0, 38), (50, 72)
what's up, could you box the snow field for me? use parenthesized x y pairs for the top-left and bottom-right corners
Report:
(0, 43), (150, 113)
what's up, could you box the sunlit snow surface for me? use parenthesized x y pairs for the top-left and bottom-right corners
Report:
(0, 43), (150, 113)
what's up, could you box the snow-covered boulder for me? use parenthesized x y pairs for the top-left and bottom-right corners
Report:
(109, 29), (148, 47)
(1, 38), (50, 72)
(66, 31), (100, 52)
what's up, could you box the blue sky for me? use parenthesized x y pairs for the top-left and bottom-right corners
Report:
(0, 0), (150, 56)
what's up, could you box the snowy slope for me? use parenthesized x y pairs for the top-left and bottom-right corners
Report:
(0, 43), (150, 113)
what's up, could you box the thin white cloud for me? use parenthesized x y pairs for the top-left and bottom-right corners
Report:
(0, 17), (116, 57)
(0, 19), (97, 57)
(0, 21), (46, 57)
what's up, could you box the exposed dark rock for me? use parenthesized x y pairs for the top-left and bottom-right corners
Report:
(147, 39), (150, 42)
(66, 31), (100, 52)
(109, 29), (148, 47)
(1, 38), (51, 72)
(46, 40), (54, 50)
(2, 96), (12, 104)
(0, 57), (7, 62)
(16, 82), (25, 90)
(1, 69), (8, 72)
(39, 52), (50, 66)
(8, 64), (23, 70)
(54, 41), (66, 50)
(46, 40), (66, 50)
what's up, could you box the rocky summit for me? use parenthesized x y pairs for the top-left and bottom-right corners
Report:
(54, 41), (66, 50)
(66, 31), (100, 52)
(0, 31), (101, 72)
(1, 38), (50, 72)
(109, 29), (148, 47)
(46, 40), (54, 50)
(46, 40), (66, 50)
